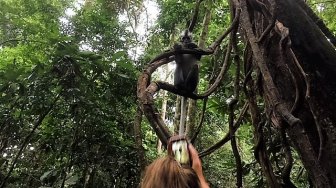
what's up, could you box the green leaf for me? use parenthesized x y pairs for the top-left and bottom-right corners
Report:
(117, 73), (130, 78)
(111, 51), (127, 61)
(40, 170), (53, 181)
(65, 175), (79, 185)
(116, 60), (135, 71)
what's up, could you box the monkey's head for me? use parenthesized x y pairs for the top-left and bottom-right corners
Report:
(180, 30), (193, 44)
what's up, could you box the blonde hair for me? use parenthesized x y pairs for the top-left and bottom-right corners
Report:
(140, 156), (200, 188)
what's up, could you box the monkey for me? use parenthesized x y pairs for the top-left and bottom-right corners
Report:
(174, 30), (201, 93)
(173, 30), (201, 136)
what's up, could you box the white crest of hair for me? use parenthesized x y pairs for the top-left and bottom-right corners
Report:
(180, 29), (192, 39)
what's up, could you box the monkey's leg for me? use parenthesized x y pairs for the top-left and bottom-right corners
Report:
(174, 64), (185, 88)
(185, 64), (199, 93)
(179, 97), (188, 135)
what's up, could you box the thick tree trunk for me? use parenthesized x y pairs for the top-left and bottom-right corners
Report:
(244, 0), (336, 186)
(275, 1), (336, 187)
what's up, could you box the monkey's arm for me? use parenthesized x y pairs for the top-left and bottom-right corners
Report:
(174, 41), (199, 50)
(185, 43), (202, 60)
(177, 42), (202, 60)
(186, 42), (199, 49)
(149, 45), (210, 64)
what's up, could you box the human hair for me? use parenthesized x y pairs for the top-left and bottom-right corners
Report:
(140, 156), (201, 188)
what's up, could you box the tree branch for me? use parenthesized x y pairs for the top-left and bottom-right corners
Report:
(199, 102), (248, 157)
(229, 98), (243, 188)
(191, 98), (208, 143)
(188, 0), (204, 32)
(137, 58), (174, 146)
(240, 0), (300, 127)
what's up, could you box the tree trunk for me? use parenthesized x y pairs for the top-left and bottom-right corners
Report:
(241, 0), (336, 186)
(134, 105), (146, 171)
(174, 96), (181, 134)
(275, 0), (336, 186)
(158, 64), (169, 153)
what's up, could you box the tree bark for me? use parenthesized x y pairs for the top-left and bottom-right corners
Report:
(274, 0), (336, 186)
(174, 96), (181, 134)
(158, 64), (169, 153)
(134, 105), (146, 171)
(240, 0), (336, 186)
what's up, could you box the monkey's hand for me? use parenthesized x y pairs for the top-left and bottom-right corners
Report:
(173, 43), (183, 50)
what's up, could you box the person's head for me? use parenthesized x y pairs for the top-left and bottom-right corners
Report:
(140, 156), (201, 188)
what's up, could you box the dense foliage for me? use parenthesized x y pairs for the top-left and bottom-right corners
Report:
(0, 0), (335, 187)
(0, 0), (141, 187)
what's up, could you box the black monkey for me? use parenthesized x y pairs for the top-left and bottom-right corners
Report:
(173, 30), (201, 135)
(174, 30), (201, 93)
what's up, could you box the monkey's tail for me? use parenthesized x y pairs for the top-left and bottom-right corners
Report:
(179, 97), (188, 135)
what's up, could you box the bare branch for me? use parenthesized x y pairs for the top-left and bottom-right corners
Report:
(137, 58), (174, 146)
(188, 0), (204, 32)
(199, 41), (232, 97)
(199, 102), (248, 157)
(209, 10), (240, 50)
(229, 98), (243, 188)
